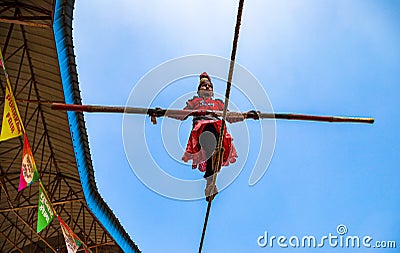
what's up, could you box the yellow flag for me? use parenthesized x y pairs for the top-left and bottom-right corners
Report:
(0, 49), (24, 142)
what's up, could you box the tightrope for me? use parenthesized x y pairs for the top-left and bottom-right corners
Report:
(198, 0), (245, 252)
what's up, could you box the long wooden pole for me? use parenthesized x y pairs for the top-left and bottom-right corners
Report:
(259, 112), (374, 124)
(50, 103), (374, 124)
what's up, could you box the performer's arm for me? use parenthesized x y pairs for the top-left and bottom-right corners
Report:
(226, 111), (245, 123)
(167, 101), (193, 120)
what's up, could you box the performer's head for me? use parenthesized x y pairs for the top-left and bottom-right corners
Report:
(197, 72), (213, 98)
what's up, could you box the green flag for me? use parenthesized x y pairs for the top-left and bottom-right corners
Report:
(37, 182), (54, 233)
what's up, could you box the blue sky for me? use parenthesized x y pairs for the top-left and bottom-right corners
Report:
(73, 1), (399, 252)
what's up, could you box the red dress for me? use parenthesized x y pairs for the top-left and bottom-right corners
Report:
(181, 96), (238, 172)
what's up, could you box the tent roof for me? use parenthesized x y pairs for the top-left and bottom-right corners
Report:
(0, 1), (140, 252)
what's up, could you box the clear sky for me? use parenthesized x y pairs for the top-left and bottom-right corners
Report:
(73, 1), (399, 252)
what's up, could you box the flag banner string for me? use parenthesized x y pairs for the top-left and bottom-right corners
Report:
(0, 51), (91, 250)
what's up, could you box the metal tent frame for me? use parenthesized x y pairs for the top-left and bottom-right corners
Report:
(0, 1), (140, 252)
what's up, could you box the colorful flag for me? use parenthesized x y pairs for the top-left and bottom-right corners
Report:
(0, 49), (24, 142)
(18, 134), (40, 191)
(58, 216), (80, 253)
(37, 182), (54, 233)
(58, 216), (92, 253)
